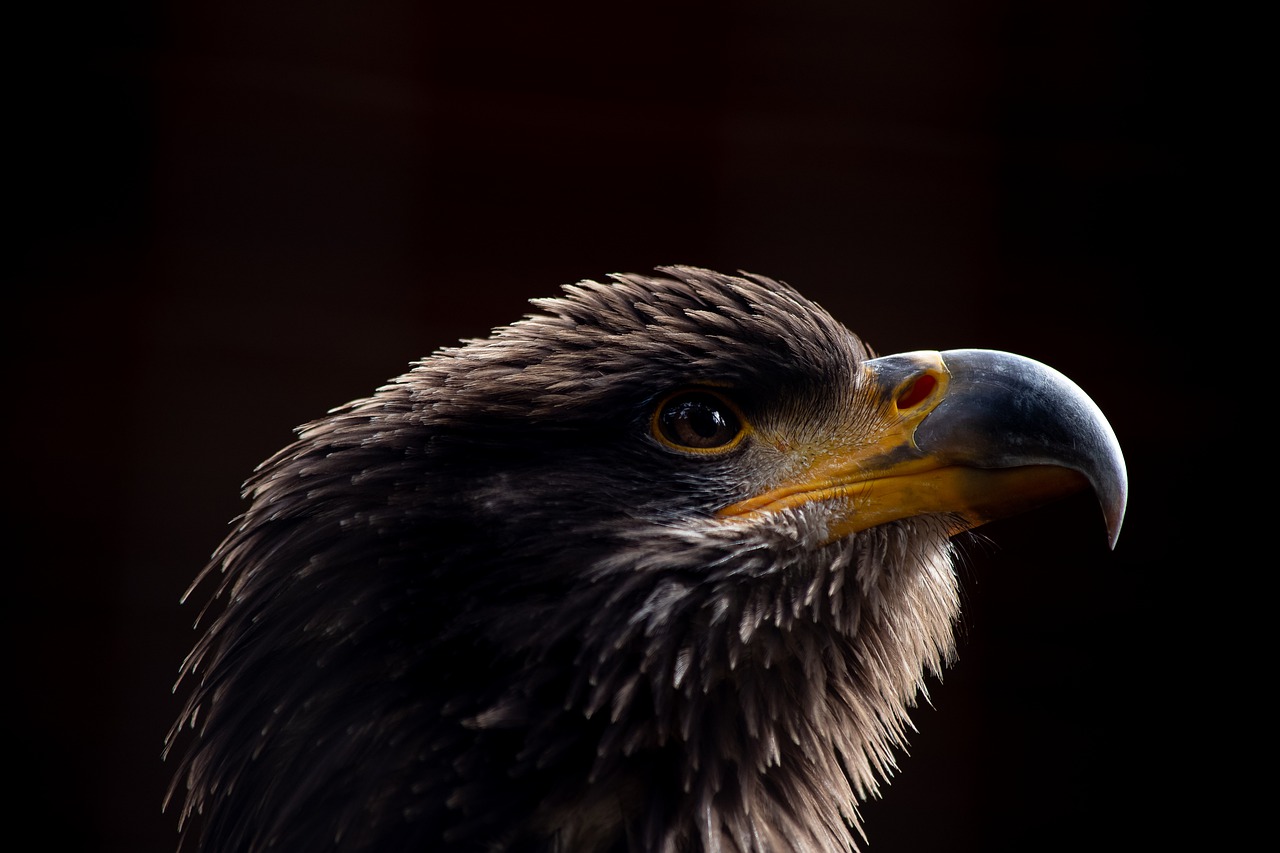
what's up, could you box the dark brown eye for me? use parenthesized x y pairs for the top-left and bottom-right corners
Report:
(652, 390), (747, 453)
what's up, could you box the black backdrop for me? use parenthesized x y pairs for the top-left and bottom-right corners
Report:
(13, 2), (1198, 851)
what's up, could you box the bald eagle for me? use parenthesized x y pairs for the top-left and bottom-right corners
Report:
(166, 266), (1126, 852)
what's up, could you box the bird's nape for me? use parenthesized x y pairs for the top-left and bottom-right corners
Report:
(166, 266), (1126, 853)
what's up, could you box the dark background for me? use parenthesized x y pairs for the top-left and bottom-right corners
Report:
(13, 2), (1200, 851)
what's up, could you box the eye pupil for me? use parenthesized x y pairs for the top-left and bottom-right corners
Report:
(686, 405), (725, 438)
(656, 391), (743, 450)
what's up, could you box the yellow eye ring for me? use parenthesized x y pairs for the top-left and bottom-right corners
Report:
(650, 388), (750, 454)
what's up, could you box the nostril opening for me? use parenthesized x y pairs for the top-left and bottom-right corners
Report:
(897, 374), (936, 409)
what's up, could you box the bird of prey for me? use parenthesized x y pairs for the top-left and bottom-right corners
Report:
(167, 266), (1126, 853)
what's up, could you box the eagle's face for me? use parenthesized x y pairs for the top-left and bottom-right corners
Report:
(169, 267), (1126, 853)
(401, 269), (866, 534)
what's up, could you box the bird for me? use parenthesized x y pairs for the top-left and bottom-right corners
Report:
(166, 265), (1127, 853)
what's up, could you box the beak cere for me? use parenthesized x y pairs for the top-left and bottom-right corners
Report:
(719, 349), (1127, 548)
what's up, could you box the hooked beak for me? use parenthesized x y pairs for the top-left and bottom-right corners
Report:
(719, 349), (1127, 548)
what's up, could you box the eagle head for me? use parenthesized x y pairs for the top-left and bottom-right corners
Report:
(168, 266), (1126, 852)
